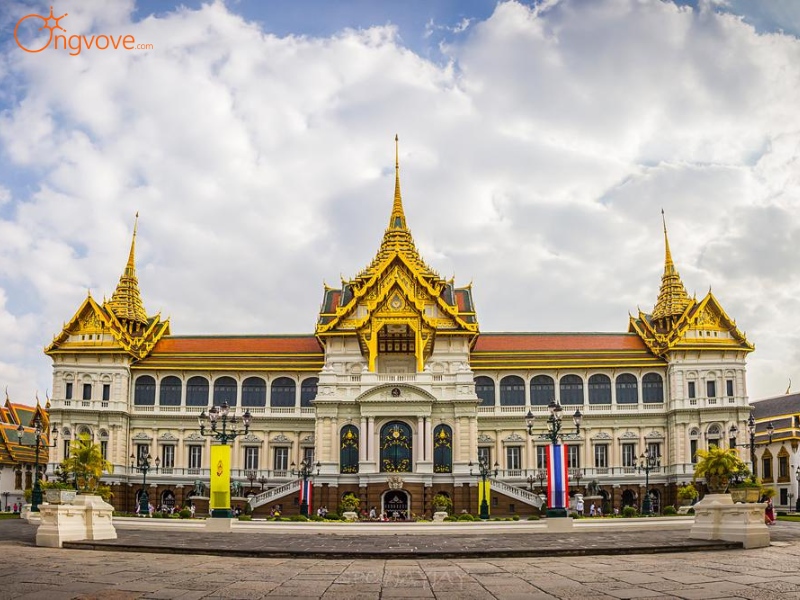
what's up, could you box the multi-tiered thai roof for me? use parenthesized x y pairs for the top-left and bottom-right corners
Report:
(0, 393), (51, 467)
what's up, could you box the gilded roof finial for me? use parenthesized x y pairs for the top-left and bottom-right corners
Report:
(389, 134), (407, 230)
(652, 210), (691, 323)
(106, 212), (148, 327)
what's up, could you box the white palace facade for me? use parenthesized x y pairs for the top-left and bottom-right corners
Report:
(43, 148), (755, 517)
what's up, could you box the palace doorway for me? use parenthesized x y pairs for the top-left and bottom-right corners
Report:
(382, 490), (409, 520)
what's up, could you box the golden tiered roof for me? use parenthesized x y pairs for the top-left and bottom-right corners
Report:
(105, 214), (149, 328)
(629, 212), (753, 356)
(316, 137), (478, 371)
(651, 211), (691, 326)
(0, 392), (51, 467)
(46, 216), (170, 360)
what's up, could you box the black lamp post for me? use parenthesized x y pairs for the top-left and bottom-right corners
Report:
(469, 455), (499, 520)
(729, 415), (774, 477)
(290, 459), (321, 517)
(570, 467), (583, 491)
(795, 466), (800, 513)
(16, 415), (58, 512)
(2, 491), (9, 511)
(258, 475), (269, 491)
(130, 452), (159, 515)
(525, 401), (582, 518)
(197, 402), (252, 518)
(245, 470), (258, 494)
(637, 449), (659, 515)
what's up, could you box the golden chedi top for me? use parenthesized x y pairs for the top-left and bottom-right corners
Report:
(651, 210), (691, 326)
(105, 213), (149, 331)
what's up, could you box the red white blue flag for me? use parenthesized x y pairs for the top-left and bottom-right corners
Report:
(546, 444), (569, 509)
(299, 479), (312, 508)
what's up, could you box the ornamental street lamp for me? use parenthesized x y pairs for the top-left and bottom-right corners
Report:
(729, 415), (774, 476)
(469, 456), (499, 520)
(16, 414), (58, 512)
(291, 459), (321, 517)
(245, 470), (258, 494)
(637, 449), (659, 515)
(130, 452), (159, 516)
(569, 467), (583, 491)
(795, 466), (800, 512)
(258, 475), (269, 491)
(525, 401), (582, 518)
(197, 402), (252, 518)
(2, 491), (9, 511)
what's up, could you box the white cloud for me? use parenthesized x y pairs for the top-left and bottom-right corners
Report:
(0, 0), (799, 401)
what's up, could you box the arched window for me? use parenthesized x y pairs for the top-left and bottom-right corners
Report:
(499, 375), (525, 406)
(213, 376), (237, 406)
(588, 374), (611, 404)
(615, 374), (638, 404)
(642, 373), (664, 403)
(531, 375), (555, 406)
(380, 421), (413, 472)
(241, 377), (266, 407)
(300, 378), (318, 407)
(340, 425), (359, 474)
(559, 375), (584, 405)
(474, 377), (495, 407)
(270, 377), (296, 408)
(134, 376), (155, 406)
(433, 425), (453, 473)
(159, 376), (182, 406)
(186, 376), (209, 407)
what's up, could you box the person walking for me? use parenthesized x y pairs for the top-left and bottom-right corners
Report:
(765, 498), (776, 525)
(589, 502), (596, 517)
(576, 497), (584, 516)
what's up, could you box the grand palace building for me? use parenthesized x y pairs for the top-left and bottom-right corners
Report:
(38, 144), (757, 517)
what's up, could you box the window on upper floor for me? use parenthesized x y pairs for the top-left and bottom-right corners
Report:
(474, 376), (495, 407)
(559, 375), (584, 405)
(536, 446), (547, 469)
(567, 445), (580, 468)
(531, 375), (555, 406)
(82, 383), (92, 401)
(688, 381), (696, 399)
(505, 446), (521, 471)
(102, 384), (110, 402)
(65, 382), (73, 400)
(707, 380), (716, 398)
(159, 376), (182, 406)
(242, 377), (267, 407)
(270, 377), (296, 408)
(588, 374), (611, 405)
(133, 376), (155, 406)
(213, 376), (237, 406)
(300, 378), (318, 408)
(622, 443), (636, 467)
(616, 374), (638, 404)
(642, 373), (664, 403)
(594, 444), (608, 468)
(499, 375), (525, 406)
(186, 376), (209, 407)
(726, 379), (734, 398)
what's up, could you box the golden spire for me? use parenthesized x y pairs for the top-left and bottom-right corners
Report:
(652, 210), (691, 323)
(389, 134), (407, 230)
(106, 212), (148, 329)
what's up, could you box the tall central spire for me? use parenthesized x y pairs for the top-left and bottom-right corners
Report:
(652, 210), (691, 324)
(389, 134), (407, 230)
(106, 213), (149, 330)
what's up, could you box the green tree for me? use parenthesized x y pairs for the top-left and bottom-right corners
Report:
(62, 433), (114, 493)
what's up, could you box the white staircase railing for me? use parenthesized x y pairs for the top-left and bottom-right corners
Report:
(490, 478), (544, 509)
(247, 479), (301, 509)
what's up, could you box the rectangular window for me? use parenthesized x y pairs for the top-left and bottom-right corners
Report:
(690, 439), (698, 464)
(567, 445), (580, 468)
(647, 443), (661, 464)
(687, 381), (695, 399)
(161, 445), (175, 468)
(622, 443), (636, 468)
(100, 440), (108, 460)
(506, 446), (521, 471)
(63, 439), (71, 459)
(274, 447), (289, 471)
(594, 444), (608, 468)
(102, 384), (110, 401)
(136, 444), (150, 462)
(245, 447), (260, 471)
(762, 457), (773, 481)
(65, 382), (73, 400)
(707, 380), (716, 398)
(82, 383), (92, 401)
(303, 447), (315, 467)
(779, 455), (789, 479)
(478, 446), (492, 467)
(780, 488), (788, 506)
(536, 446), (547, 470)
(726, 379), (734, 398)
(188, 446), (203, 470)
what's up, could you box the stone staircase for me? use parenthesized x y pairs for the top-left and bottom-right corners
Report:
(247, 479), (301, 510)
(490, 478), (544, 509)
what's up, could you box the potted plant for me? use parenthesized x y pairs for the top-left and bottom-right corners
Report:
(728, 465), (761, 503)
(340, 493), (360, 521)
(61, 433), (114, 496)
(431, 493), (453, 514)
(677, 483), (699, 506)
(41, 480), (77, 505)
(693, 444), (746, 494)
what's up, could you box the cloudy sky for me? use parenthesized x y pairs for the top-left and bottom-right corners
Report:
(1, 0), (798, 404)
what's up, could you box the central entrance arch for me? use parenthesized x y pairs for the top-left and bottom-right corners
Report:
(382, 490), (409, 520)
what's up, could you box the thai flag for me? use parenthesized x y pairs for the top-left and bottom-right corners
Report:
(547, 444), (569, 509)
(299, 479), (312, 508)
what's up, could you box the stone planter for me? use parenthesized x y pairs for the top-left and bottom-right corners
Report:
(342, 511), (358, 522)
(44, 490), (77, 505)
(730, 488), (761, 503)
(432, 511), (448, 522)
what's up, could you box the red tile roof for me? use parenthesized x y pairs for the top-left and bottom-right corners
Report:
(473, 333), (650, 353)
(150, 336), (323, 355)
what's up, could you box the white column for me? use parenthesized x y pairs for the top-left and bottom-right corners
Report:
(417, 416), (425, 466)
(359, 417), (367, 462)
(367, 417), (375, 461)
(424, 418), (433, 462)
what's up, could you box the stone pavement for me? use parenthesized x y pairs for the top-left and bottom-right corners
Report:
(2, 519), (800, 599)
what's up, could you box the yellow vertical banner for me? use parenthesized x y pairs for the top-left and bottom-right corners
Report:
(210, 444), (231, 515)
(478, 479), (490, 516)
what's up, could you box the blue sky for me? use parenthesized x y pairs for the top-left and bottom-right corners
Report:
(1, 0), (799, 404)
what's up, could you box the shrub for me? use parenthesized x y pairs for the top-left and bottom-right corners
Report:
(622, 506), (638, 518)
(677, 483), (699, 501)
(527, 515), (540, 521)
(444, 516), (457, 522)
(663, 506), (678, 516)
(457, 513), (476, 521)
(310, 515), (324, 521)
(179, 508), (192, 519)
(512, 515), (520, 521)
(238, 515), (252, 521)
(687, 507), (695, 515)
(289, 515), (308, 522)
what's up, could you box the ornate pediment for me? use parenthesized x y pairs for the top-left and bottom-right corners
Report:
(621, 431), (638, 439)
(478, 433), (494, 444)
(132, 432), (152, 440)
(159, 432), (178, 441)
(241, 433), (262, 443)
(645, 430), (664, 439)
(301, 434), (315, 443)
(272, 433), (291, 443)
(592, 432), (612, 440)
(185, 433), (205, 441)
(504, 432), (525, 442)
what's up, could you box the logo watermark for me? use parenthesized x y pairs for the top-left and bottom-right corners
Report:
(14, 6), (153, 56)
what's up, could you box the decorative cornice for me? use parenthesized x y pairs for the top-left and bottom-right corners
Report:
(504, 432), (524, 442)
(272, 433), (291, 443)
(478, 433), (494, 444)
(185, 433), (205, 442)
(592, 432), (612, 440)
(159, 432), (178, 441)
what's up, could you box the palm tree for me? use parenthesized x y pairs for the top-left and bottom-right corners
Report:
(62, 433), (113, 493)
(693, 445), (745, 494)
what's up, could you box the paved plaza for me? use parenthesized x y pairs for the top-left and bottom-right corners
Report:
(3, 518), (800, 599)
